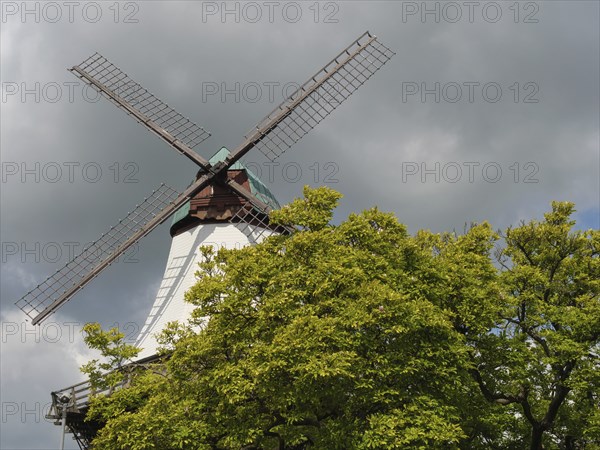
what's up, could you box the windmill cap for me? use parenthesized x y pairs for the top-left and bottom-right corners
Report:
(170, 147), (280, 227)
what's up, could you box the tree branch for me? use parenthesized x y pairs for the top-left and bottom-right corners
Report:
(469, 368), (519, 406)
(504, 317), (552, 358)
(541, 361), (575, 430)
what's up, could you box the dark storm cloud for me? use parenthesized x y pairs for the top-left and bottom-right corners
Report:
(1, 2), (598, 448)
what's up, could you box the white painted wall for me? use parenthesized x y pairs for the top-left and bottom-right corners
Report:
(135, 222), (271, 359)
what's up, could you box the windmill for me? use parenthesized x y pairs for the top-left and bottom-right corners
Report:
(16, 29), (394, 448)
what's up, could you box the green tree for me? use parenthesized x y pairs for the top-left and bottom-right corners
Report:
(81, 188), (598, 449)
(465, 202), (600, 449)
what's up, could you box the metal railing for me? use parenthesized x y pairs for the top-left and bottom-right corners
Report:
(46, 353), (164, 421)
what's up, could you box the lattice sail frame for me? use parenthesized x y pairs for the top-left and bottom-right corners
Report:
(71, 53), (211, 153)
(243, 31), (395, 161)
(16, 184), (180, 322)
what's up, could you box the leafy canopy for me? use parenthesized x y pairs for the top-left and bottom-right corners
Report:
(81, 187), (599, 450)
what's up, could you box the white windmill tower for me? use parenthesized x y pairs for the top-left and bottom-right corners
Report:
(14, 31), (394, 449)
(134, 147), (284, 358)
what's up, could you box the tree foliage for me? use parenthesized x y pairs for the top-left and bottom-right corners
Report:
(469, 202), (600, 449)
(80, 323), (141, 392)
(81, 187), (599, 450)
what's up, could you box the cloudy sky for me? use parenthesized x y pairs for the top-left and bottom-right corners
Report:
(1, 1), (598, 448)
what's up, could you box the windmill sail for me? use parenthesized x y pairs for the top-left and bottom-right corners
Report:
(16, 184), (186, 325)
(229, 31), (395, 163)
(70, 53), (211, 168)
